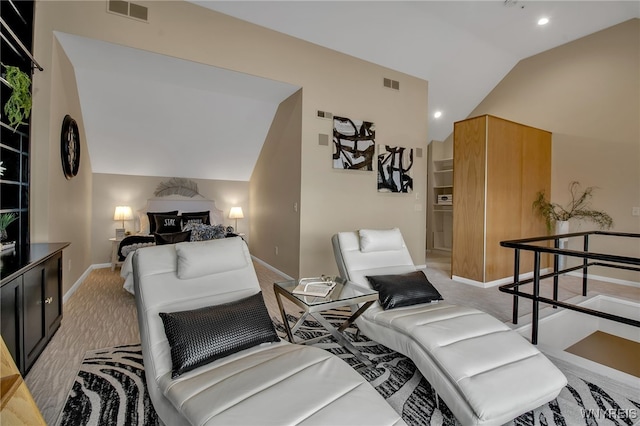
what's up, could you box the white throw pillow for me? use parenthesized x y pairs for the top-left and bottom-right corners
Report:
(138, 211), (150, 235)
(359, 228), (404, 253)
(176, 238), (247, 279)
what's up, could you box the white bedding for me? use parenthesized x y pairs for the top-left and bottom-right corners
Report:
(121, 252), (135, 294)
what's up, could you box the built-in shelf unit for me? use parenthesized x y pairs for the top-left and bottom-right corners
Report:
(427, 141), (454, 253)
(432, 158), (453, 251)
(1, 0), (36, 249)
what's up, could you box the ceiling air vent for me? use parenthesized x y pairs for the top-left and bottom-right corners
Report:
(383, 77), (400, 90)
(108, 0), (148, 21)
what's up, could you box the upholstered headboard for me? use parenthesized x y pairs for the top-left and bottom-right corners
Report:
(137, 195), (225, 234)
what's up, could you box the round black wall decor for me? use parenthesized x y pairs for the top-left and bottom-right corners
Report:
(60, 115), (80, 179)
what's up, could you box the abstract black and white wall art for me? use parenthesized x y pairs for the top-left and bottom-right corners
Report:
(377, 145), (414, 193)
(332, 116), (375, 170)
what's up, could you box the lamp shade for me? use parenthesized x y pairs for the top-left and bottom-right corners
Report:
(113, 206), (133, 221)
(228, 207), (244, 219)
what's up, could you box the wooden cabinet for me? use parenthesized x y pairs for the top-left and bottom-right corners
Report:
(452, 115), (551, 285)
(0, 243), (67, 375)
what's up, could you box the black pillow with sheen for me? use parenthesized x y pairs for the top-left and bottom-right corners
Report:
(366, 271), (443, 310)
(159, 292), (280, 378)
(154, 230), (191, 245)
(154, 214), (182, 234)
(181, 211), (211, 226)
(147, 210), (179, 234)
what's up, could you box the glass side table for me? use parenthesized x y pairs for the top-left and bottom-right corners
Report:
(273, 276), (378, 366)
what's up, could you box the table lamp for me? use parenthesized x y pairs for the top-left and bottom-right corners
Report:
(113, 205), (133, 238)
(229, 207), (244, 232)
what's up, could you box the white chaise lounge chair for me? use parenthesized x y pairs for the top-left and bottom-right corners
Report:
(134, 237), (404, 426)
(332, 228), (567, 426)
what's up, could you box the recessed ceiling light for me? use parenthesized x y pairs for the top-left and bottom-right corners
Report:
(538, 17), (549, 26)
(434, 111), (442, 119)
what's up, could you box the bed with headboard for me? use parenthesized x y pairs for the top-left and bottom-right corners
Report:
(119, 195), (233, 294)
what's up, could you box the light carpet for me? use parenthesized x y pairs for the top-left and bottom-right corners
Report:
(58, 312), (639, 426)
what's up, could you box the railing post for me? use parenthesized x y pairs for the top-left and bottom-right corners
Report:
(582, 234), (589, 296)
(553, 238), (559, 308)
(531, 251), (541, 345)
(512, 249), (520, 324)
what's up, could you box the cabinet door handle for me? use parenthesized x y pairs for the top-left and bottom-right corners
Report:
(44, 297), (53, 304)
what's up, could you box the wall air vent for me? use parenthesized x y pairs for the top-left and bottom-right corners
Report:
(383, 78), (400, 90)
(107, 0), (148, 22)
(317, 110), (333, 119)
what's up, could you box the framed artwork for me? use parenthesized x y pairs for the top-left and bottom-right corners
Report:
(377, 145), (414, 193)
(332, 116), (375, 170)
(115, 228), (125, 239)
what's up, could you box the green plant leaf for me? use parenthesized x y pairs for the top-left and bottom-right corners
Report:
(2, 65), (32, 130)
(0, 213), (18, 230)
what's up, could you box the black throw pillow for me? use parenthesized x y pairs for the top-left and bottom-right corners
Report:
(366, 271), (443, 310)
(154, 214), (182, 234)
(154, 230), (191, 245)
(147, 210), (179, 234)
(181, 211), (211, 226)
(159, 292), (280, 378)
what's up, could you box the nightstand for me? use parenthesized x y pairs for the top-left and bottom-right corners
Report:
(109, 237), (124, 271)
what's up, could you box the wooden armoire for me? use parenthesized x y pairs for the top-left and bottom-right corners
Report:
(452, 115), (551, 285)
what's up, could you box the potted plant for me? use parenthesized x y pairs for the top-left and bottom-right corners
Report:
(0, 161), (18, 246)
(2, 64), (32, 130)
(532, 181), (613, 235)
(0, 212), (17, 242)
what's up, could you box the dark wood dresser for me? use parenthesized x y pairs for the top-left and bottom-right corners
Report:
(1, 243), (69, 375)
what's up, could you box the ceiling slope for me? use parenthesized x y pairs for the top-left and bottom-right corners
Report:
(192, 1), (639, 142)
(55, 31), (301, 181)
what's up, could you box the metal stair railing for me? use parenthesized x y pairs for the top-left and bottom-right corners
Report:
(499, 231), (640, 344)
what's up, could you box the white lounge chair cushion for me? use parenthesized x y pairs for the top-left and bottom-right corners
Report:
(161, 342), (403, 426)
(361, 302), (567, 424)
(176, 238), (248, 279)
(359, 228), (404, 252)
(333, 231), (567, 426)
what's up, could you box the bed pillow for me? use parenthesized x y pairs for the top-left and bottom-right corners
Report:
(181, 211), (211, 226)
(154, 214), (182, 234)
(159, 292), (280, 378)
(359, 228), (404, 253)
(147, 210), (179, 234)
(183, 222), (227, 241)
(154, 230), (191, 246)
(366, 271), (443, 310)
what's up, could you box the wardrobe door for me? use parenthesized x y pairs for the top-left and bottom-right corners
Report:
(1, 276), (23, 371)
(23, 265), (47, 372)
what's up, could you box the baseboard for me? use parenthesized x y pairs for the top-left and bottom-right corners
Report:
(63, 263), (113, 303)
(566, 271), (640, 288)
(251, 256), (294, 281)
(452, 269), (546, 288)
(453, 268), (640, 290)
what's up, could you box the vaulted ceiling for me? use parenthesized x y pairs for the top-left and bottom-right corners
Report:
(57, 1), (639, 181)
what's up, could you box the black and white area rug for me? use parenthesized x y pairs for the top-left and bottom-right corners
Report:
(59, 314), (640, 426)
(57, 344), (159, 426)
